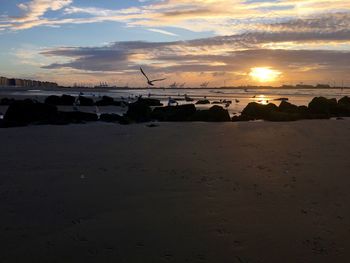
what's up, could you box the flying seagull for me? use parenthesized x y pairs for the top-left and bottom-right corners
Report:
(140, 67), (166, 86)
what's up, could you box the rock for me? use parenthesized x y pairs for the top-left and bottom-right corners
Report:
(45, 95), (61, 105)
(4, 100), (58, 127)
(274, 97), (289, 101)
(308, 97), (338, 115)
(298, 105), (309, 113)
(45, 95), (76, 105)
(96, 96), (114, 106)
(126, 100), (152, 122)
(337, 96), (350, 116)
(276, 101), (314, 120)
(152, 104), (196, 121)
(239, 102), (306, 121)
(231, 115), (252, 122)
(241, 102), (278, 120)
(58, 111), (98, 123)
(338, 96), (350, 106)
(61, 95), (76, 105)
(0, 98), (16, 105)
(278, 101), (299, 113)
(96, 96), (123, 106)
(191, 105), (230, 122)
(233, 97), (338, 122)
(99, 113), (123, 122)
(137, 98), (163, 107)
(78, 96), (94, 106)
(239, 101), (329, 121)
(1, 99), (100, 127)
(196, 99), (210, 105)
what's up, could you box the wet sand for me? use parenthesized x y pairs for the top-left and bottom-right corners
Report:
(0, 121), (350, 262)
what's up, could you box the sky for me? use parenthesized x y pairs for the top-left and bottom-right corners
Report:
(0, 0), (349, 87)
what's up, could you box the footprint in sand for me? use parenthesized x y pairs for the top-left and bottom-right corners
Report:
(161, 253), (174, 261)
(303, 237), (338, 255)
(214, 225), (231, 236)
(136, 241), (145, 248)
(232, 240), (244, 251)
(236, 256), (251, 263)
(104, 245), (114, 251)
(196, 254), (206, 261)
(87, 248), (98, 255)
(75, 234), (88, 242)
(72, 219), (81, 224)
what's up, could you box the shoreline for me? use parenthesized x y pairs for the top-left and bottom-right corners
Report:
(1, 88), (350, 121)
(1, 95), (350, 127)
(2, 86), (350, 90)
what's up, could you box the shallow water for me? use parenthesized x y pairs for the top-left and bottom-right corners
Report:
(1, 87), (349, 116)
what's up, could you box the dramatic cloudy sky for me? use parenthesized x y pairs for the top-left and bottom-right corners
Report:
(0, 0), (349, 87)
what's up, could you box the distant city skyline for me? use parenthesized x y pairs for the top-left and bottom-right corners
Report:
(0, 0), (350, 87)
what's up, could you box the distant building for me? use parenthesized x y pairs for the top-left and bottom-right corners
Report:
(23, 79), (33, 87)
(0, 77), (9, 86)
(281, 85), (295, 89)
(15, 79), (24, 87)
(8, 78), (16, 86)
(0, 76), (58, 88)
(316, 84), (331, 89)
(296, 84), (314, 89)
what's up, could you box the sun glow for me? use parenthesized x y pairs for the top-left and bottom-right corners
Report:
(249, 67), (281, 82)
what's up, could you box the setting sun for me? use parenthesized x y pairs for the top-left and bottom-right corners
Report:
(249, 67), (281, 83)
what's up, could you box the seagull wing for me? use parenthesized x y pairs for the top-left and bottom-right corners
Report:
(151, 78), (167, 82)
(140, 67), (150, 82)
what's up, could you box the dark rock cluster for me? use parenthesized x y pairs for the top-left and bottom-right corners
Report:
(45, 95), (75, 105)
(152, 104), (196, 121)
(1, 95), (349, 128)
(44, 95), (125, 107)
(233, 96), (350, 122)
(0, 99), (98, 127)
(96, 96), (126, 106)
(128, 98), (230, 122)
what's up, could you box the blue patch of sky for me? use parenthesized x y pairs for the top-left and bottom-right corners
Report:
(0, 0), (227, 72)
(72, 0), (146, 10)
(0, 22), (212, 52)
(0, 0), (25, 17)
(0, 0), (214, 49)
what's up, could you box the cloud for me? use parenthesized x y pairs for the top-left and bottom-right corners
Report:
(3, 0), (72, 30)
(41, 47), (350, 86)
(3, 0), (350, 85)
(15, 0), (72, 22)
(39, 27), (350, 86)
(1, 0), (348, 34)
(147, 28), (179, 36)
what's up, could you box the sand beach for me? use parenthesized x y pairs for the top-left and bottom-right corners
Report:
(1, 120), (350, 262)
